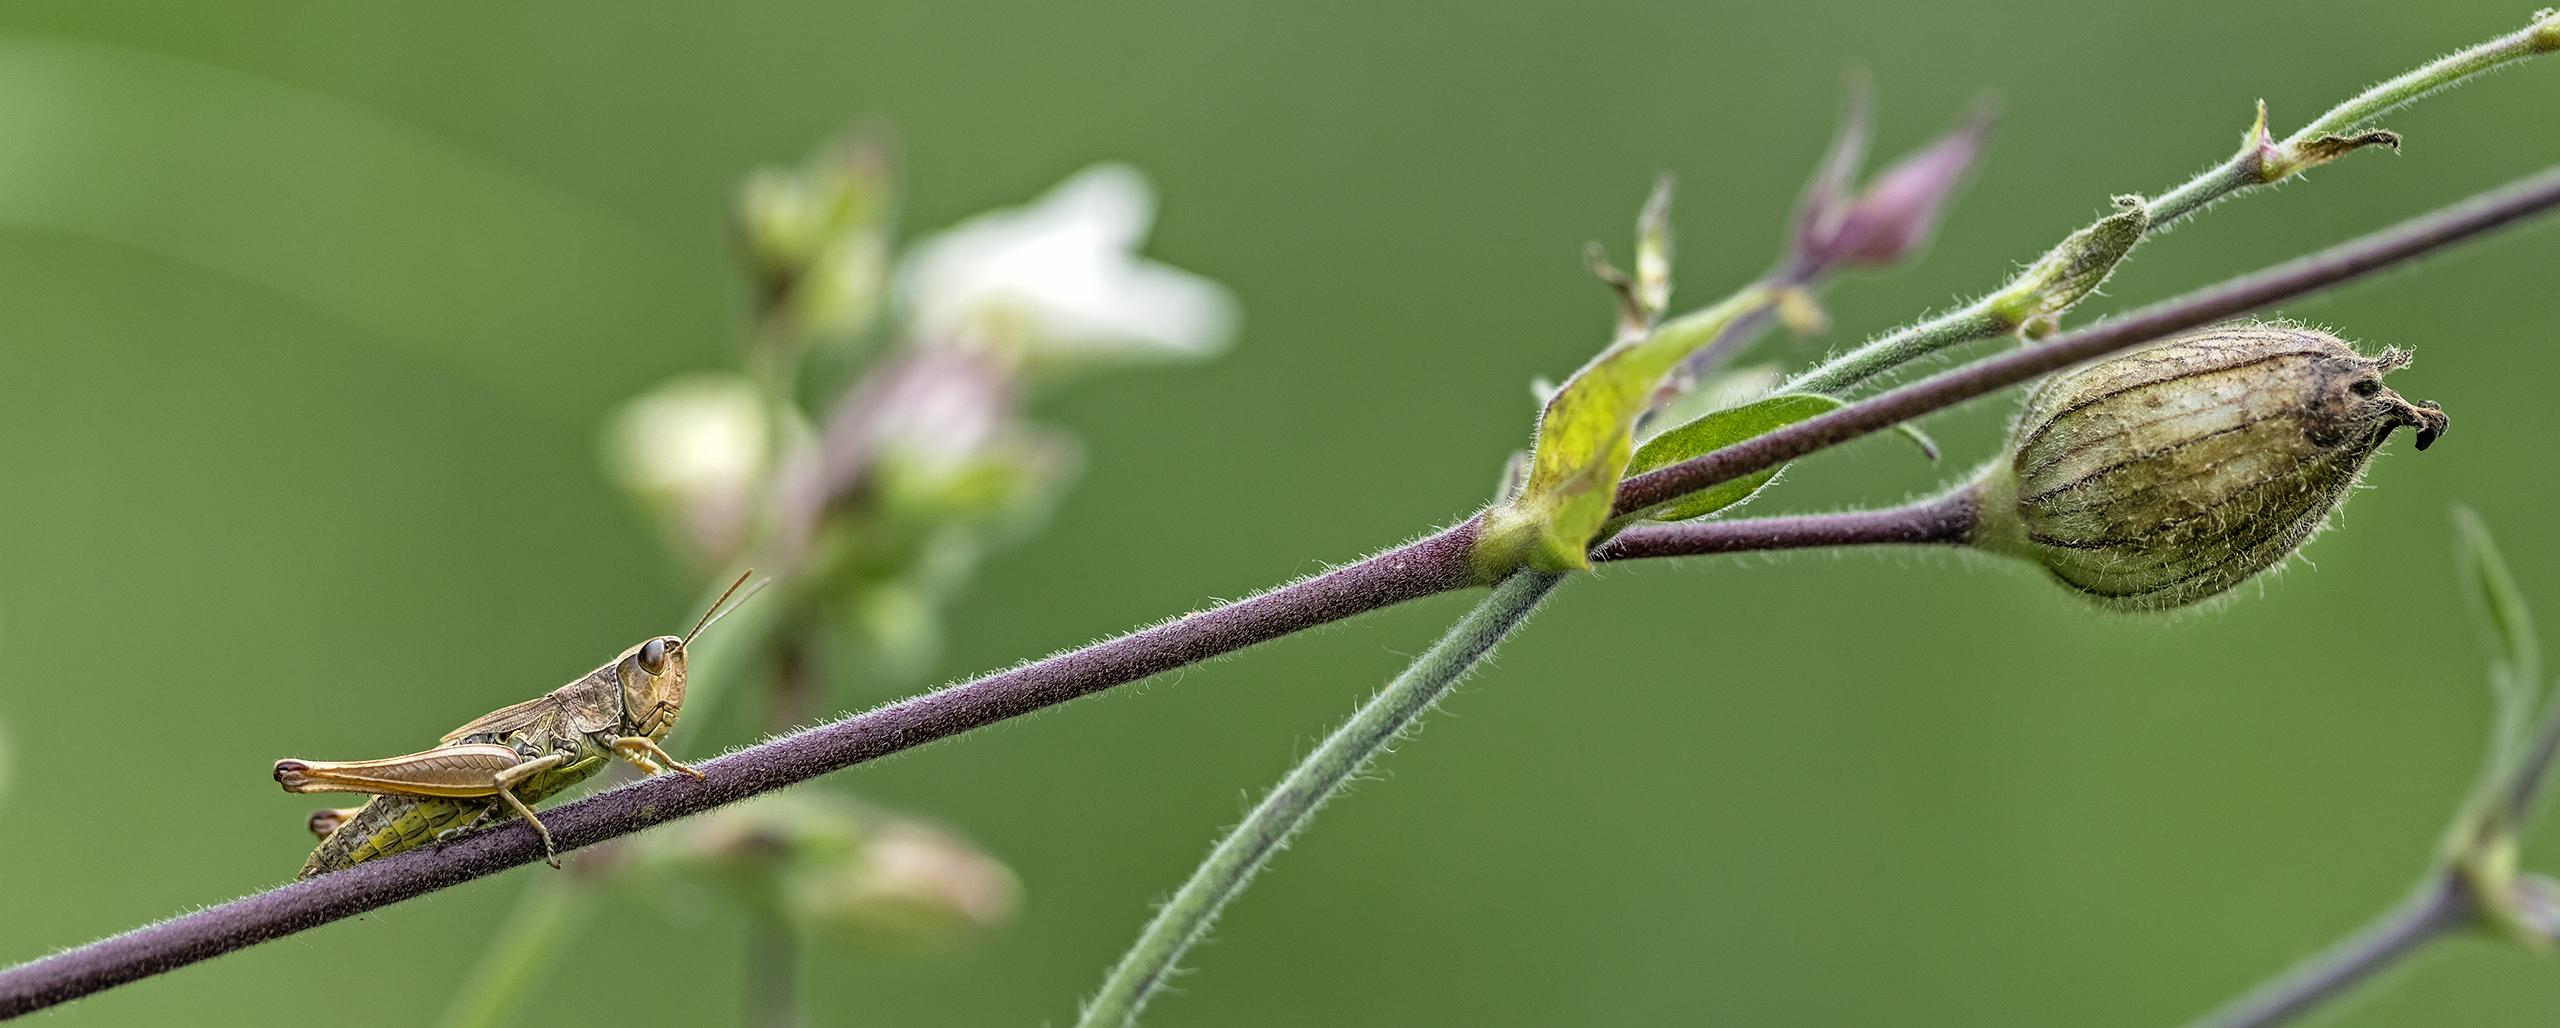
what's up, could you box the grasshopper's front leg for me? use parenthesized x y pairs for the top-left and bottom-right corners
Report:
(608, 736), (705, 780)
(275, 744), (574, 867)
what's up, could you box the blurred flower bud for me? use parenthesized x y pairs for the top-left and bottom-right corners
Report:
(897, 163), (1239, 372)
(624, 793), (1018, 956)
(1971, 322), (2447, 612)
(605, 373), (773, 570)
(737, 135), (896, 349)
(789, 814), (1020, 955)
(1786, 82), (1996, 282)
(777, 348), (1077, 687)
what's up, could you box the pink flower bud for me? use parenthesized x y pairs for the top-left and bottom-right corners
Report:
(1788, 85), (1996, 281)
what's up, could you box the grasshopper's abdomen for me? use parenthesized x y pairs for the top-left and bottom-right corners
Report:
(301, 795), (482, 878)
(298, 746), (609, 878)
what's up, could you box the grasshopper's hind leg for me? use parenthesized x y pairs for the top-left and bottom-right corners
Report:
(306, 806), (366, 840)
(609, 736), (705, 780)
(487, 754), (572, 867)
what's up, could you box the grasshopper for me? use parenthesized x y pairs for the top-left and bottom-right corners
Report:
(276, 572), (761, 878)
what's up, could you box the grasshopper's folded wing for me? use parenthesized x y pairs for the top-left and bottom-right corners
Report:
(275, 743), (524, 799)
(439, 694), (564, 744)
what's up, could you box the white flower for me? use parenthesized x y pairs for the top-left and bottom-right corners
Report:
(897, 163), (1239, 365)
(605, 373), (772, 565)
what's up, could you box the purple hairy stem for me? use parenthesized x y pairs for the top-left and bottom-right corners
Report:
(1597, 488), (1976, 561)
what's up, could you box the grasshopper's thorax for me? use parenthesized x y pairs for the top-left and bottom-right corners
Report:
(616, 634), (689, 741)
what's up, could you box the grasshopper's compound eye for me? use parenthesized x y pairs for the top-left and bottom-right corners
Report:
(639, 637), (670, 674)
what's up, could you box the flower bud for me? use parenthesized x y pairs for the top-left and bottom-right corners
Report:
(1983, 197), (2147, 338)
(1785, 83), (1996, 281)
(736, 135), (896, 348)
(1971, 322), (2447, 611)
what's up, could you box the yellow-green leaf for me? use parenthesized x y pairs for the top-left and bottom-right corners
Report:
(1476, 286), (1773, 574)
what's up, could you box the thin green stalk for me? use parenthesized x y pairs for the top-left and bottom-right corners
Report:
(430, 876), (595, 1028)
(1788, 11), (2558, 397)
(1074, 570), (1565, 1028)
(2151, 15), (2559, 223)
(1785, 306), (2010, 396)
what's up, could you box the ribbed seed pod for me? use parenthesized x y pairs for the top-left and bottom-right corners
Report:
(1971, 322), (2447, 612)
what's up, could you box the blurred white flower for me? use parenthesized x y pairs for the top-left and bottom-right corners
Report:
(898, 163), (1239, 365)
(605, 373), (772, 566)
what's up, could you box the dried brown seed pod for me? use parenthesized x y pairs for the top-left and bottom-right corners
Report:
(1970, 321), (2447, 611)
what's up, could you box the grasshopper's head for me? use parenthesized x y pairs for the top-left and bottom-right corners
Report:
(621, 570), (766, 741)
(619, 634), (690, 741)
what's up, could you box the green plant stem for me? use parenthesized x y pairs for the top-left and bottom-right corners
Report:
(2150, 16), (2558, 224)
(1787, 11), (2557, 397)
(1074, 569), (1565, 1028)
(429, 875), (594, 1028)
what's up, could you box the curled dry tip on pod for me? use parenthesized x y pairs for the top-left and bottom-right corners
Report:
(1968, 320), (2447, 612)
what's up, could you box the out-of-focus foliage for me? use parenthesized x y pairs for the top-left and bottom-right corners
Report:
(589, 141), (1233, 1026)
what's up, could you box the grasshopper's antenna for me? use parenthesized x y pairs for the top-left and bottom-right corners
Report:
(684, 570), (768, 646)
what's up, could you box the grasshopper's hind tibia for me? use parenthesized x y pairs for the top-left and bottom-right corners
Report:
(487, 753), (571, 866)
(276, 744), (574, 868)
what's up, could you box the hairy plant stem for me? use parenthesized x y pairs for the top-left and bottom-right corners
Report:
(1075, 570), (1564, 1028)
(1075, 490), (1987, 1027)
(1787, 11), (2558, 397)
(4, 161), (2559, 1020)
(2149, 15), (2559, 225)
(1599, 486), (1978, 560)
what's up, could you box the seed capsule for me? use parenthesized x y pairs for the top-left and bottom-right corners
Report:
(1971, 322), (2447, 612)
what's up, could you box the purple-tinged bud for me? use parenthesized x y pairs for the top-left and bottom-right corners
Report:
(1787, 85), (1997, 282)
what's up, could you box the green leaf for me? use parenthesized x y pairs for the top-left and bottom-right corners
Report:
(1625, 394), (1843, 521)
(1619, 393), (1936, 523)
(2455, 507), (2542, 771)
(1475, 286), (1773, 574)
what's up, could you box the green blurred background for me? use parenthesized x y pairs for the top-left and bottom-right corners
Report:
(0, 1), (2555, 1025)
